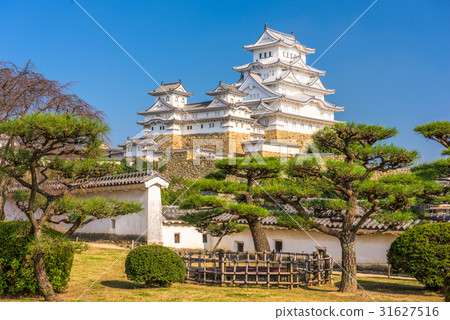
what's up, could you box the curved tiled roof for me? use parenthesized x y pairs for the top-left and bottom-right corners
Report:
(161, 205), (417, 231)
(79, 171), (169, 189)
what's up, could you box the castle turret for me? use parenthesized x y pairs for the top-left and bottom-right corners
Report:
(148, 80), (193, 108)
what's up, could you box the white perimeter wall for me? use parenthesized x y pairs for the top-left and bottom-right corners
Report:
(161, 225), (398, 264)
(75, 189), (148, 237)
(162, 225), (208, 249)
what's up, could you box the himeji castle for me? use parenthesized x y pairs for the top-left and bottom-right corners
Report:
(118, 24), (344, 160)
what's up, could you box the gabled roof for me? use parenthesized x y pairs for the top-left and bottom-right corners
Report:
(137, 98), (177, 115)
(236, 71), (282, 98)
(243, 26), (315, 54)
(233, 57), (325, 75)
(206, 82), (248, 97)
(262, 69), (334, 95)
(148, 81), (193, 97)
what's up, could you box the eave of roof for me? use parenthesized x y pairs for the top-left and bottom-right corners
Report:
(161, 205), (418, 232)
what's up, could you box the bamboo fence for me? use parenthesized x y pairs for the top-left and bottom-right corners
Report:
(178, 250), (333, 288)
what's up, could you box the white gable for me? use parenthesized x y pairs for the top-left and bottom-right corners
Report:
(148, 100), (172, 112)
(239, 75), (278, 100)
(211, 97), (227, 106)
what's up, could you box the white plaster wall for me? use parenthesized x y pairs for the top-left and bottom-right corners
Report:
(261, 144), (299, 154)
(147, 184), (163, 243)
(209, 228), (398, 264)
(162, 225), (208, 249)
(75, 189), (148, 237)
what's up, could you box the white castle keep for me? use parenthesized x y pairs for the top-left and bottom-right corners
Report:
(118, 24), (344, 160)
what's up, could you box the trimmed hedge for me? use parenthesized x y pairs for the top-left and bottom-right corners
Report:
(125, 245), (185, 287)
(0, 221), (81, 296)
(387, 223), (450, 298)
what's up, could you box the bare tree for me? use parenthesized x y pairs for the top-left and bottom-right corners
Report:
(0, 60), (104, 220)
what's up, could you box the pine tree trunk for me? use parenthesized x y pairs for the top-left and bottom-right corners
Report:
(0, 180), (7, 221)
(339, 234), (358, 293)
(247, 218), (270, 252)
(32, 228), (63, 301)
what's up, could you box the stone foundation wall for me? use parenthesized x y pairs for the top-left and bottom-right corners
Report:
(180, 132), (251, 155)
(159, 151), (217, 180)
(264, 130), (312, 152)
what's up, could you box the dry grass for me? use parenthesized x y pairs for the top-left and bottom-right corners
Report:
(1, 245), (445, 302)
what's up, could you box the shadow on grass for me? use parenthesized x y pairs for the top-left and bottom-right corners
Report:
(354, 279), (430, 296)
(295, 278), (430, 297)
(101, 280), (144, 290)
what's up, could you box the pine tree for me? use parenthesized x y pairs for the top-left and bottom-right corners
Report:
(179, 157), (281, 252)
(0, 113), (141, 301)
(259, 122), (439, 293)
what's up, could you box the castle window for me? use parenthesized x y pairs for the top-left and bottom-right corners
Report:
(264, 52), (267, 58)
(174, 233), (180, 244)
(275, 240), (283, 252)
(269, 51), (272, 57)
(111, 219), (116, 230)
(259, 53), (262, 59)
(201, 124), (204, 129)
(236, 241), (244, 253)
(202, 234), (208, 243)
(165, 96), (169, 101)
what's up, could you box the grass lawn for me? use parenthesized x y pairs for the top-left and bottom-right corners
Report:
(2, 245), (445, 302)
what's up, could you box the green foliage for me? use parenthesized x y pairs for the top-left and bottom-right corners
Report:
(0, 113), (114, 183)
(125, 245), (185, 287)
(411, 158), (450, 180)
(0, 221), (85, 295)
(214, 156), (281, 183)
(161, 178), (199, 206)
(387, 223), (450, 296)
(0, 112), (108, 159)
(53, 196), (142, 221)
(178, 157), (280, 247)
(204, 170), (227, 180)
(414, 121), (450, 154)
(116, 158), (160, 174)
(313, 122), (398, 154)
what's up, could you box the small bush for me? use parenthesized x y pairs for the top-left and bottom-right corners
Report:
(387, 223), (450, 299)
(125, 245), (185, 287)
(0, 221), (83, 296)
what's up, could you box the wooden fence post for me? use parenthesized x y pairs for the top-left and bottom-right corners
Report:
(219, 250), (225, 286)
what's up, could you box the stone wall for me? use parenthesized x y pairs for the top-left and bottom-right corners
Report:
(180, 132), (251, 155)
(265, 129), (312, 152)
(158, 151), (217, 180)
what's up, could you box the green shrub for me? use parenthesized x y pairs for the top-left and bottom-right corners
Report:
(387, 223), (450, 298)
(0, 221), (82, 296)
(125, 245), (185, 287)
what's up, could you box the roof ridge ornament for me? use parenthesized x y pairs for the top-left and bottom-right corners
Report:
(264, 22), (267, 30)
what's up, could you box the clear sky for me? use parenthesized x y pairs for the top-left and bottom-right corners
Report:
(1, 0), (448, 162)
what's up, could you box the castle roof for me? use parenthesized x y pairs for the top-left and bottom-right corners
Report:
(206, 82), (248, 97)
(148, 81), (193, 97)
(262, 69), (335, 95)
(233, 57), (325, 75)
(243, 26), (315, 55)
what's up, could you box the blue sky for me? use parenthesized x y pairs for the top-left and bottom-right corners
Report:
(1, 0), (448, 162)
